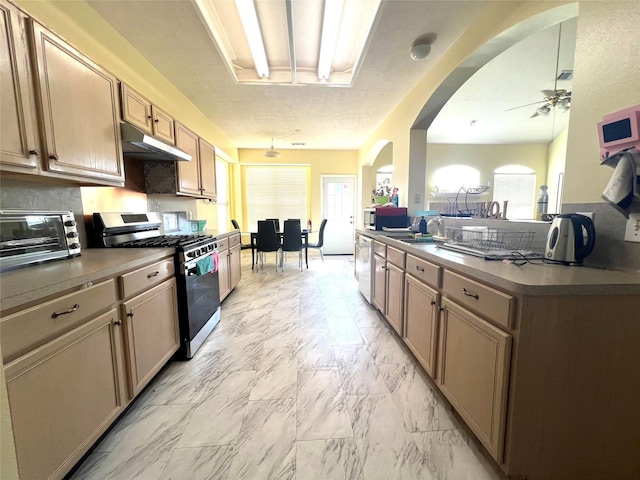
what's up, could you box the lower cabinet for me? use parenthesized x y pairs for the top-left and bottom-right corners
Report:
(403, 274), (439, 379)
(218, 234), (242, 302)
(372, 253), (387, 313)
(385, 262), (404, 335)
(4, 309), (126, 480)
(121, 278), (179, 398)
(438, 297), (511, 461)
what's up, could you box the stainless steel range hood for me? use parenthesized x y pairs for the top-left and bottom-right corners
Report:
(120, 123), (191, 162)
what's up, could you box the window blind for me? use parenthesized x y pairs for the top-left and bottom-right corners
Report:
(245, 166), (308, 231)
(492, 173), (536, 219)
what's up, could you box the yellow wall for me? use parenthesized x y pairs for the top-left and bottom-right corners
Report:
(546, 127), (569, 212)
(425, 142), (549, 193)
(237, 149), (358, 229)
(563, 0), (640, 203)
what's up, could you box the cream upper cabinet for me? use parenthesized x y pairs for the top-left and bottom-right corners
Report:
(120, 83), (175, 145)
(175, 122), (201, 195)
(199, 137), (217, 200)
(438, 297), (511, 462)
(0, 0), (39, 173)
(404, 274), (439, 378)
(27, 20), (124, 185)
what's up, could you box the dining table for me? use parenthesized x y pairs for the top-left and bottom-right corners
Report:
(250, 230), (309, 269)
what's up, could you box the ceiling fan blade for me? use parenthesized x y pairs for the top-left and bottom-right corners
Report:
(530, 111), (541, 118)
(541, 89), (557, 98)
(505, 99), (548, 112)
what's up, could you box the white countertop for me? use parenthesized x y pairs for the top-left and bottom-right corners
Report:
(360, 230), (640, 296)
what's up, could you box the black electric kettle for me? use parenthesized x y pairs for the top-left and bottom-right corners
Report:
(545, 214), (596, 264)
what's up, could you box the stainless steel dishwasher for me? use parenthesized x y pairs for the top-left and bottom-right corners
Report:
(357, 235), (373, 303)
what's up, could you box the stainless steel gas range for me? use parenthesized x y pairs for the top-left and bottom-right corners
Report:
(92, 212), (220, 359)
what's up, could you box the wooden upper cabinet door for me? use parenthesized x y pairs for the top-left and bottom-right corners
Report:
(199, 137), (217, 199)
(0, 1), (39, 172)
(175, 122), (201, 196)
(28, 21), (124, 184)
(151, 105), (175, 144)
(120, 83), (152, 134)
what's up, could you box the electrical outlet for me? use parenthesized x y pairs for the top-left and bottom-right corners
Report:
(413, 193), (420, 203)
(577, 211), (595, 221)
(624, 213), (640, 242)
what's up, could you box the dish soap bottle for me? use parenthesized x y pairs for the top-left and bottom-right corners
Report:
(419, 216), (427, 234)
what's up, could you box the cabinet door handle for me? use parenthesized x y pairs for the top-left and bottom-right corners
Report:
(462, 288), (479, 299)
(114, 319), (122, 326)
(416, 266), (425, 272)
(438, 306), (444, 312)
(154, 119), (159, 123)
(147, 115), (153, 119)
(126, 311), (134, 318)
(29, 149), (39, 155)
(49, 153), (59, 161)
(147, 271), (160, 278)
(430, 300), (436, 306)
(51, 304), (79, 318)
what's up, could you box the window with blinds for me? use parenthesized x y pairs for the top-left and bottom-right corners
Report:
(245, 166), (308, 231)
(492, 173), (536, 219)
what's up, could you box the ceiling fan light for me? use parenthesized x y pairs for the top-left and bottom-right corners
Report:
(264, 148), (281, 158)
(537, 105), (551, 116)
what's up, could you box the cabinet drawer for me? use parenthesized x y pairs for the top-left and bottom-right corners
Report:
(1, 279), (116, 362)
(120, 259), (174, 300)
(228, 233), (241, 248)
(442, 270), (514, 329)
(386, 246), (405, 268)
(406, 254), (441, 289)
(373, 241), (386, 257)
(217, 237), (230, 252)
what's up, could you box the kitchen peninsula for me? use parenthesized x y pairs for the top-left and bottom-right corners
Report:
(357, 228), (640, 480)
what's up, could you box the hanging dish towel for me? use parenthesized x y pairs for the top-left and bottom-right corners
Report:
(195, 254), (214, 275)
(601, 148), (640, 218)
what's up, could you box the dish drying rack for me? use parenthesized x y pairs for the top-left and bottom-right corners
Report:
(444, 227), (535, 252)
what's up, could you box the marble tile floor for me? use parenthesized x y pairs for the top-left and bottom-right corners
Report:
(69, 251), (507, 480)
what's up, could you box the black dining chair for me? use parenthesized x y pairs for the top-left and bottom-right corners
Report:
(280, 219), (303, 271)
(308, 219), (327, 262)
(256, 220), (282, 272)
(231, 219), (252, 251)
(266, 218), (280, 232)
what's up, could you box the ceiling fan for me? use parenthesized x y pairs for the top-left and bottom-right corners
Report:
(505, 23), (571, 118)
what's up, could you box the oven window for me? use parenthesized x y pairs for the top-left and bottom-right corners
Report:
(0, 215), (66, 262)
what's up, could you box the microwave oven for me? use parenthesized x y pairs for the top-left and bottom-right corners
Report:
(0, 210), (81, 271)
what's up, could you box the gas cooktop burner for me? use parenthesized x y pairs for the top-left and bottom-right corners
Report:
(117, 234), (212, 249)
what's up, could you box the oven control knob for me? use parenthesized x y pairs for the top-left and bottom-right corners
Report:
(187, 251), (196, 258)
(69, 243), (81, 249)
(66, 232), (78, 238)
(64, 220), (76, 227)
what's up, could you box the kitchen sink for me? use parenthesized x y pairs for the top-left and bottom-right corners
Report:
(382, 235), (431, 244)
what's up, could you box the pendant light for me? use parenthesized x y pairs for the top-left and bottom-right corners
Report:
(263, 130), (301, 158)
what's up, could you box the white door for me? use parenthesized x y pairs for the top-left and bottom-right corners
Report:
(321, 176), (355, 255)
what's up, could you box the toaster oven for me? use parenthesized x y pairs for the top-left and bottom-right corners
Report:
(0, 210), (81, 270)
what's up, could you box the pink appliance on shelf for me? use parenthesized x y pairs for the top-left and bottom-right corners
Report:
(597, 104), (640, 160)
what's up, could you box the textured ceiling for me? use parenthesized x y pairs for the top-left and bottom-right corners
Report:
(87, 0), (575, 150)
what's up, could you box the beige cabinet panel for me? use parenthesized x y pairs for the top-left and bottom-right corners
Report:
(385, 262), (404, 336)
(5, 309), (126, 480)
(175, 122), (201, 196)
(0, 0), (39, 172)
(152, 105), (175, 144)
(119, 258), (174, 300)
(120, 83), (153, 134)
(404, 274), (439, 378)
(121, 278), (179, 397)
(438, 298), (511, 461)
(28, 20), (124, 184)
(218, 247), (231, 301)
(199, 137), (217, 199)
(230, 243), (242, 290)
(1, 279), (116, 362)
(372, 253), (386, 313)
